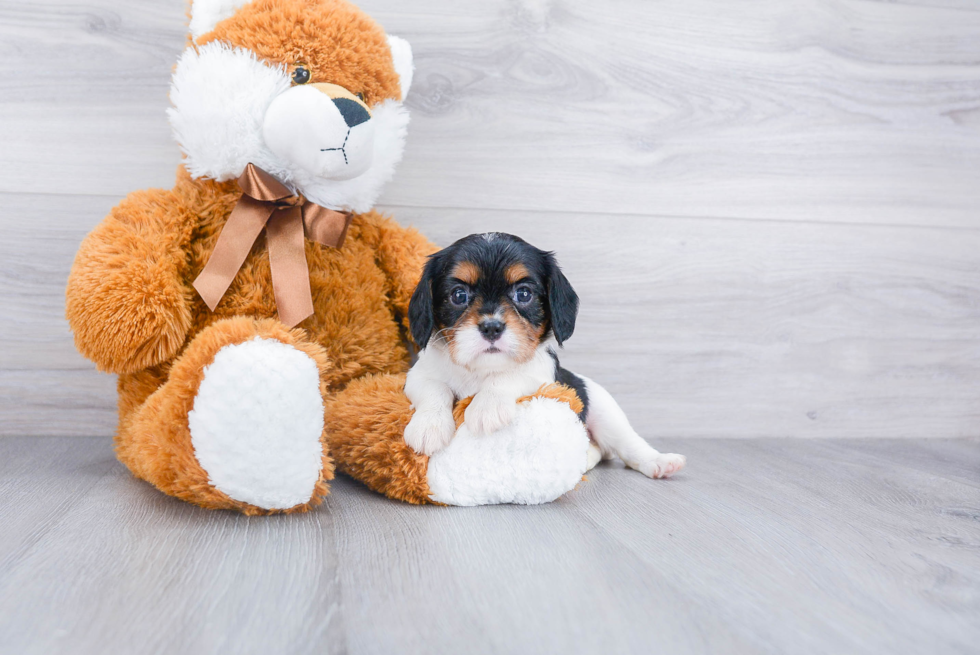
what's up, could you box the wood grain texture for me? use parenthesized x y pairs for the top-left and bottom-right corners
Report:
(4, 191), (978, 437)
(0, 0), (187, 196)
(0, 437), (346, 655)
(1, 0), (979, 438)
(400, 206), (980, 438)
(1, 0), (979, 225)
(376, 0), (980, 226)
(0, 436), (977, 654)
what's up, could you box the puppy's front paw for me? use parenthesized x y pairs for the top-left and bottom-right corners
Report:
(464, 393), (517, 435)
(404, 408), (456, 456)
(636, 453), (686, 479)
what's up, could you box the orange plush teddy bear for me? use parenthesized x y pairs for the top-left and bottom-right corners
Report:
(66, 0), (592, 513)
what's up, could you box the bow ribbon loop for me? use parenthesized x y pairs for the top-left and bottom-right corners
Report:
(192, 163), (352, 327)
(276, 195), (306, 208)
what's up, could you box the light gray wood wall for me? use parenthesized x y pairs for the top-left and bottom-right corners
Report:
(1, 0), (978, 438)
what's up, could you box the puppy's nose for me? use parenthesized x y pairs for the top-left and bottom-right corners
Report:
(478, 318), (505, 342)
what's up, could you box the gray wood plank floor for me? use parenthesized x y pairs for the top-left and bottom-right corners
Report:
(0, 437), (977, 655)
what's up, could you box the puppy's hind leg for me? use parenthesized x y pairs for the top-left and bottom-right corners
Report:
(581, 377), (685, 479)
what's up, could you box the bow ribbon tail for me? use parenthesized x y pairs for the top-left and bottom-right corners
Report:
(193, 195), (275, 312)
(303, 204), (353, 249)
(266, 206), (314, 328)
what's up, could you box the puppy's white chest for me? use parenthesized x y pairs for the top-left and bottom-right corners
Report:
(444, 369), (485, 399)
(444, 350), (555, 399)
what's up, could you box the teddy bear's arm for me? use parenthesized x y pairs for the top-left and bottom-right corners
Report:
(66, 187), (195, 374)
(368, 215), (439, 338)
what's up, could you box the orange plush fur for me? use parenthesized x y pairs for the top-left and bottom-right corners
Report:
(324, 378), (584, 505)
(67, 0), (585, 512)
(67, 163), (436, 512)
(67, 0), (436, 513)
(201, 1), (403, 106)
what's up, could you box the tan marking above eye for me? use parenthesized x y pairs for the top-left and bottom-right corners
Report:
(505, 263), (531, 285)
(450, 261), (480, 285)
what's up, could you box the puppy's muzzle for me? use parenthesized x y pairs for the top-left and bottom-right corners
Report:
(262, 82), (375, 181)
(478, 318), (505, 342)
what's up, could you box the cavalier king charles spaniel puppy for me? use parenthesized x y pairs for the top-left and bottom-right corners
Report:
(403, 232), (686, 479)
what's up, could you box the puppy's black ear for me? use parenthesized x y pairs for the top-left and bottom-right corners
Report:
(545, 254), (579, 345)
(408, 256), (439, 349)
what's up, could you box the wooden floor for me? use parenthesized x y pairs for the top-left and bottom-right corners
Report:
(0, 437), (976, 655)
(0, 2), (977, 649)
(0, 3), (977, 651)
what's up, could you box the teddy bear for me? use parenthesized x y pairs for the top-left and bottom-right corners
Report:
(65, 0), (593, 513)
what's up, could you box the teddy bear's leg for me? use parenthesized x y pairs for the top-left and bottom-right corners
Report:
(116, 317), (334, 514)
(323, 373), (435, 505)
(326, 379), (593, 506)
(430, 384), (591, 506)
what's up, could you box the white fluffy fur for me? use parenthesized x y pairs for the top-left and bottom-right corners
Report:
(189, 0), (254, 39)
(405, 340), (558, 454)
(168, 41), (410, 212)
(188, 337), (325, 510)
(580, 376), (686, 479)
(387, 35), (414, 99)
(426, 397), (590, 506)
(168, 42), (290, 183)
(405, 307), (687, 481)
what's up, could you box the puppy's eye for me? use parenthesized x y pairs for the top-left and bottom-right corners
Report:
(291, 63), (312, 85)
(513, 286), (533, 305)
(450, 287), (469, 306)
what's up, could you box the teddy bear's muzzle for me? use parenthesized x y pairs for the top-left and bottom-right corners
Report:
(262, 82), (375, 181)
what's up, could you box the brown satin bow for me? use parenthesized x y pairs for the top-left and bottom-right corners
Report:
(193, 163), (352, 327)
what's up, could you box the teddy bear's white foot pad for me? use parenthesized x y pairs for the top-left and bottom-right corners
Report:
(426, 398), (590, 506)
(188, 337), (324, 509)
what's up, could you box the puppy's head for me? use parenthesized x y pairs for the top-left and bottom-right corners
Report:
(409, 233), (579, 370)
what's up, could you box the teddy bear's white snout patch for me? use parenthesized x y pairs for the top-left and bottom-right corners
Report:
(263, 85), (375, 181)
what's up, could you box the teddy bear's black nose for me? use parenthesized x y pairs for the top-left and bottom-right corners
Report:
(332, 97), (371, 128)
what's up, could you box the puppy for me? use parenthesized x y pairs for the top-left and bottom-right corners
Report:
(403, 232), (686, 479)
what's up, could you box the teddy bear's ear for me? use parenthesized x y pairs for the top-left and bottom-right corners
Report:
(387, 35), (414, 100)
(189, 0), (255, 40)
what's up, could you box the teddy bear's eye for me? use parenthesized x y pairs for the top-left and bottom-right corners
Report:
(291, 64), (312, 85)
(356, 92), (365, 101)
